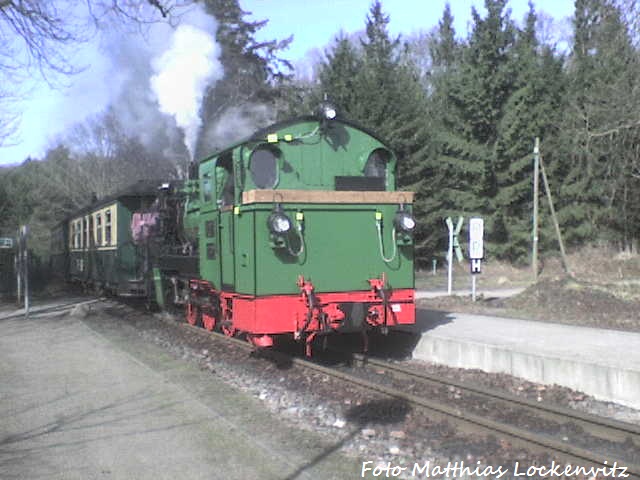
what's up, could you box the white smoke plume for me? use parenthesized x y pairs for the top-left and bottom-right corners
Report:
(151, 11), (223, 160)
(203, 104), (276, 153)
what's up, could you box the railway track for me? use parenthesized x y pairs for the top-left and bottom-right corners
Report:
(176, 320), (640, 478)
(332, 350), (640, 475)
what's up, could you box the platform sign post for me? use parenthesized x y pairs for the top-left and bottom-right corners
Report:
(445, 216), (464, 295)
(469, 218), (484, 302)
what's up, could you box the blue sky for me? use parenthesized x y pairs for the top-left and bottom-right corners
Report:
(0, 0), (575, 166)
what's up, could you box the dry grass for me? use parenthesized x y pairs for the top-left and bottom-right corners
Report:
(417, 246), (640, 332)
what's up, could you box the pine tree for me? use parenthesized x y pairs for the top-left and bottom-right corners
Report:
(417, 3), (474, 260)
(315, 34), (363, 119)
(493, 2), (566, 261)
(559, 0), (640, 251)
(196, 0), (292, 157)
(425, 0), (519, 259)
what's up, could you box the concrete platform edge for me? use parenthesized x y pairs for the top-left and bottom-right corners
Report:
(413, 336), (640, 410)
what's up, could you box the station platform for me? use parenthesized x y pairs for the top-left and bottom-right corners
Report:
(0, 299), (359, 480)
(412, 309), (640, 410)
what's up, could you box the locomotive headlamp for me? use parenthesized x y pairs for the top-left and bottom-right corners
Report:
(318, 101), (337, 121)
(394, 210), (416, 234)
(268, 205), (292, 234)
(323, 105), (337, 120)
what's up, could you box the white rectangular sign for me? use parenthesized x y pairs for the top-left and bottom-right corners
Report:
(469, 217), (484, 260)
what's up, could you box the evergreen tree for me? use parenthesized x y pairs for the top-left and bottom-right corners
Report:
(426, 0), (518, 259)
(315, 34), (363, 119)
(417, 3), (474, 260)
(429, 3), (457, 69)
(493, 2), (566, 261)
(560, 0), (640, 251)
(197, 0), (292, 157)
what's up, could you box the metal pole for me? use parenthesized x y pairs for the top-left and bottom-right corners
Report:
(532, 138), (540, 281)
(447, 224), (453, 295)
(471, 274), (477, 302)
(23, 233), (29, 317)
(19, 226), (29, 317)
(15, 251), (21, 305)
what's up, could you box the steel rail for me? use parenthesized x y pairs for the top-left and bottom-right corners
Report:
(178, 323), (640, 479)
(344, 351), (640, 443)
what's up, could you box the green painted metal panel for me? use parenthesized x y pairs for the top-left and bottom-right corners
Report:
(199, 210), (221, 289)
(232, 203), (413, 296)
(240, 121), (397, 192)
(189, 118), (414, 297)
(219, 210), (235, 290)
(235, 210), (256, 294)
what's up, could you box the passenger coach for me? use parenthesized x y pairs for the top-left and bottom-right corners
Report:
(62, 181), (158, 296)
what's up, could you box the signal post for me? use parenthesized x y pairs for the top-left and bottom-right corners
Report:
(469, 218), (484, 302)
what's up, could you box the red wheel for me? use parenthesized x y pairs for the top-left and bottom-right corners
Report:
(202, 311), (216, 331)
(221, 322), (236, 337)
(220, 302), (235, 336)
(186, 303), (201, 327)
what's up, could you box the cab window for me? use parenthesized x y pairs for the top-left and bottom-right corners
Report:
(202, 173), (213, 203)
(216, 155), (234, 207)
(364, 148), (390, 178)
(249, 146), (279, 189)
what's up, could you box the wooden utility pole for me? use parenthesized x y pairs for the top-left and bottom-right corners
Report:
(532, 138), (540, 281)
(539, 152), (572, 277)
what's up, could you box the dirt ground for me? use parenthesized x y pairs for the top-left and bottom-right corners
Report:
(417, 246), (640, 332)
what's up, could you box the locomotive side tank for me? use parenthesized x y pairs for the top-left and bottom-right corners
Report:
(170, 112), (416, 354)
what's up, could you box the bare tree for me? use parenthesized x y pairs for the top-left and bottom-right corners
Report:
(616, 0), (640, 45)
(0, 1), (188, 77)
(44, 108), (176, 206)
(0, 88), (19, 147)
(0, 0), (191, 145)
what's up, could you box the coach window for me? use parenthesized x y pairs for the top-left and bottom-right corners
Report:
(96, 213), (102, 246)
(105, 209), (112, 245)
(364, 148), (390, 179)
(249, 146), (279, 189)
(73, 221), (79, 249)
(83, 217), (88, 248)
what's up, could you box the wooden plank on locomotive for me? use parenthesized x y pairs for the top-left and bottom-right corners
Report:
(242, 189), (414, 205)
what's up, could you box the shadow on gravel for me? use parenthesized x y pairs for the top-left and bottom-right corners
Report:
(317, 308), (456, 362)
(283, 399), (411, 480)
(0, 389), (199, 476)
(0, 299), (96, 323)
(249, 347), (294, 370)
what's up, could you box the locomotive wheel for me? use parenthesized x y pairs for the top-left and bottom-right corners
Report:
(202, 311), (216, 331)
(186, 303), (202, 327)
(221, 321), (236, 337)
